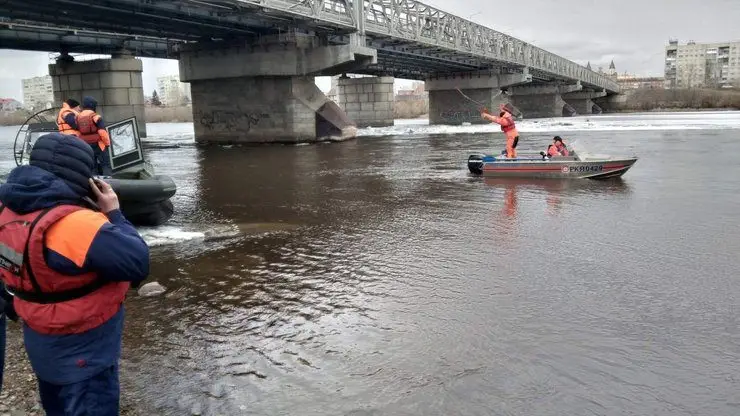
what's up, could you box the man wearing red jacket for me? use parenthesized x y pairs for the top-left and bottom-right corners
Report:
(481, 103), (520, 158)
(0, 133), (149, 414)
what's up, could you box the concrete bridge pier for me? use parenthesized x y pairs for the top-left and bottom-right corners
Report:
(425, 70), (532, 125)
(49, 50), (147, 137)
(563, 90), (607, 115)
(336, 75), (394, 127)
(178, 35), (378, 144)
(594, 93), (627, 113)
(509, 83), (582, 119)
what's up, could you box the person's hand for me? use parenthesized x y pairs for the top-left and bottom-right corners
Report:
(89, 178), (120, 213)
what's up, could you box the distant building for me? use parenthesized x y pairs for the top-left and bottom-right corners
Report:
(616, 75), (665, 90)
(593, 60), (619, 81)
(665, 39), (740, 88)
(396, 81), (427, 101)
(0, 98), (23, 112)
(22, 75), (54, 110)
(397, 81), (425, 96)
(156, 75), (192, 106)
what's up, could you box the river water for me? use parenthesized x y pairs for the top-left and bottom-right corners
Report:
(1, 111), (740, 415)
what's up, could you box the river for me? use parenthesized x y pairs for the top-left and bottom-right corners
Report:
(1, 111), (740, 415)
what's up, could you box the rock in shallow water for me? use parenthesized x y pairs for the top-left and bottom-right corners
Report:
(137, 282), (166, 297)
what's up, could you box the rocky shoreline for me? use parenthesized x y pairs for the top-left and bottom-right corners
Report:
(1, 321), (145, 416)
(1, 322), (43, 416)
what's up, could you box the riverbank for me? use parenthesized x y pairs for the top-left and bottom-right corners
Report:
(612, 87), (740, 112)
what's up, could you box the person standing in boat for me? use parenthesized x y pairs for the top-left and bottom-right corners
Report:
(0, 133), (149, 414)
(481, 103), (520, 159)
(76, 96), (112, 176)
(56, 98), (81, 137)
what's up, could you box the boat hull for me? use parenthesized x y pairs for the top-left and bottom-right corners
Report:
(468, 154), (637, 179)
(104, 175), (177, 226)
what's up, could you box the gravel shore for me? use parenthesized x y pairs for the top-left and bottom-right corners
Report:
(1, 320), (145, 416)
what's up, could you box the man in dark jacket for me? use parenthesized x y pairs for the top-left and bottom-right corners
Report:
(76, 96), (112, 176)
(0, 133), (149, 414)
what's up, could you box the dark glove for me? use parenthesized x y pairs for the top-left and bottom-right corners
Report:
(1, 288), (18, 322)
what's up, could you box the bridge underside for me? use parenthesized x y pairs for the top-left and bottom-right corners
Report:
(0, 0), (619, 90)
(1, 0), (621, 140)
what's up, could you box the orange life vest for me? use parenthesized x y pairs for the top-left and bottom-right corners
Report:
(500, 112), (517, 133)
(56, 105), (80, 137)
(77, 110), (102, 145)
(0, 204), (129, 335)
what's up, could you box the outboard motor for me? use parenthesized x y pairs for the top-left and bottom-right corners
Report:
(468, 154), (485, 175)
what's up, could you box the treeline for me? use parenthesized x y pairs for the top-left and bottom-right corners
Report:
(144, 106), (193, 123)
(0, 107), (196, 126)
(394, 98), (428, 119)
(617, 88), (740, 111)
(0, 110), (34, 126)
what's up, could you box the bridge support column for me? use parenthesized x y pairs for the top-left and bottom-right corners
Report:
(49, 54), (146, 137)
(178, 35), (377, 144)
(425, 70), (532, 125)
(562, 90), (607, 115)
(336, 76), (394, 127)
(509, 83), (582, 118)
(594, 93), (627, 113)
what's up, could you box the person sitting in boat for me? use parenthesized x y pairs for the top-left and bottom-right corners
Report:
(541, 136), (570, 159)
(56, 98), (81, 137)
(76, 96), (112, 176)
(481, 103), (519, 159)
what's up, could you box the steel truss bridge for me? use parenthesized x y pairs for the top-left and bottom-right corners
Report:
(0, 0), (619, 92)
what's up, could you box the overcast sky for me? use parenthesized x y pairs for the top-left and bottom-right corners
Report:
(1, 0), (738, 101)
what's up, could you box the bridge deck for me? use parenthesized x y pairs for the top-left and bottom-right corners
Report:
(0, 0), (619, 92)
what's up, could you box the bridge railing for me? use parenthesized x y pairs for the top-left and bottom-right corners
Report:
(359, 0), (619, 91)
(239, 0), (619, 92)
(239, 0), (357, 29)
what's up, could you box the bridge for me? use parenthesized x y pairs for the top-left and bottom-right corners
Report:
(1, 0), (621, 142)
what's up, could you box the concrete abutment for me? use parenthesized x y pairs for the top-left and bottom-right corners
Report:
(178, 36), (379, 143)
(508, 83), (582, 118)
(189, 77), (358, 143)
(336, 76), (394, 128)
(49, 55), (147, 137)
(426, 71), (532, 125)
(562, 90), (607, 115)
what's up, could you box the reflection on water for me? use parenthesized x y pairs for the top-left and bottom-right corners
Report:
(2, 113), (740, 415)
(483, 177), (633, 218)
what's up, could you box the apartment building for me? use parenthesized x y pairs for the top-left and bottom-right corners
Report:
(156, 75), (192, 106)
(665, 39), (740, 88)
(22, 75), (54, 110)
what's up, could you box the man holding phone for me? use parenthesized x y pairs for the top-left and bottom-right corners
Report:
(0, 132), (149, 414)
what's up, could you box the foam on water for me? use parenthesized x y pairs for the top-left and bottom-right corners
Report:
(137, 223), (286, 247)
(358, 111), (740, 137)
(138, 226), (206, 246)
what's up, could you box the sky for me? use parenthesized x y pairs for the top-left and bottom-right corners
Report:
(1, 0), (739, 102)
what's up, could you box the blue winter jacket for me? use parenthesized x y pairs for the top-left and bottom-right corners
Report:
(0, 164), (150, 384)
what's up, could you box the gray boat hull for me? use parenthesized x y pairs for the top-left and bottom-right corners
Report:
(468, 153), (638, 179)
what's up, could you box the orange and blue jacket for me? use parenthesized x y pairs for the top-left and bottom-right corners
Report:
(0, 164), (149, 384)
(77, 110), (111, 150)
